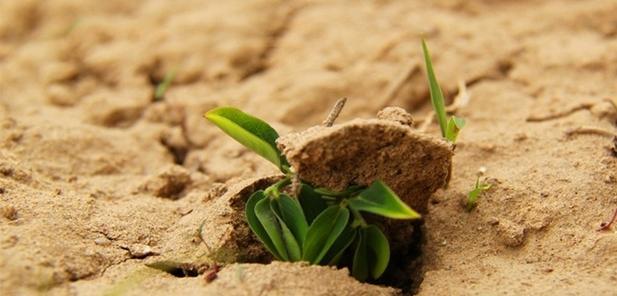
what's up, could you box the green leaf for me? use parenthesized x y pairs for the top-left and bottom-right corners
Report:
(348, 180), (421, 219)
(351, 230), (368, 281)
(273, 194), (309, 246)
(445, 116), (465, 143)
(205, 107), (286, 169)
(254, 197), (288, 260)
(321, 226), (357, 266)
(298, 184), (328, 224)
(422, 39), (448, 138)
(364, 225), (390, 279)
(271, 203), (302, 261)
(245, 191), (282, 260)
(466, 177), (491, 211)
(154, 68), (177, 101)
(302, 206), (350, 264)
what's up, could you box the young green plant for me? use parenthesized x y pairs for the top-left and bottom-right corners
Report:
(205, 107), (420, 281)
(422, 39), (466, 143)
(466, 175), (491, 211)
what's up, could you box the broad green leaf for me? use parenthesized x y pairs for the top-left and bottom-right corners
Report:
(273, 194), (309, 246)
(303, 206), (350, 264)
(254, 198), (288, 260)
(351, 230), (368, 281)
(245, 191), (281, 260)
(445, 116), (465, 143)
(272, 206), (302, 261)
(422, 39), (448, 138)
(298, 184), (328, 224)
(364, 225), (390, 279)
(321, 226), (357, 266)
(205, 107), (285, 168)
(348, 181), (421, 219)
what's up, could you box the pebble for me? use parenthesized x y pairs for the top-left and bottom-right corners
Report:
(94, 237), (111, 246)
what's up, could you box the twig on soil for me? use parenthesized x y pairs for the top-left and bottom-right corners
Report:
(564, 126), (617, 138)
(290, 174), (301, 197)
(378, 62), (419, 108)
(526, 102), (594, 122)
(597, 208), (617, 231)
(322, 98), (347, 127)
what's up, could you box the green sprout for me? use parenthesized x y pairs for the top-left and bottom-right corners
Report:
(422, 40), (466, 143)
(154, 68), (177, 101)
(466, 175), (491, 211)
(205, 107), (420, 281)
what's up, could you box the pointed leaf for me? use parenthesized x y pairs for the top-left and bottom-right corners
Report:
(302, 206), (350, 264)
(321, 226), (357, 266)
(364, 225), (390, 279)
(348, 181), (421, 219)
(254, 198), (288, 260)
(273, 194), (309, 246)
(298, 184), (328, 224)
(445, 116), (465, 143)
(245, 191), (281, 259)
(351, 230), (368, 282)
(205, 107), (285, 168)
(422, 39), (448, 138)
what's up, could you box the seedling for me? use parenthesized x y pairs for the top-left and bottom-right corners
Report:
(205, 107), (420, 281)
(154, 68), (177, 101)
(466, 175), (491, 211)
(422, 40), (466, 143)
(204, 41), (456, 282)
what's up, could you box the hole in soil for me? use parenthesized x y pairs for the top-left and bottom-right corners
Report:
(376, 220), (426, 295)
(146, 261), (200, 278)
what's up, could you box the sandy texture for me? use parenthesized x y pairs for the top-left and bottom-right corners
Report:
(1, 0), (617, 295)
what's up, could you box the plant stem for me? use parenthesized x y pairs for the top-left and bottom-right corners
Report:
(349, 207), (367, 228)
(264, 177), (291, 198)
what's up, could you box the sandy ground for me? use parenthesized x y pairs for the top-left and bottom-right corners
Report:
(1, 0), (617, 295)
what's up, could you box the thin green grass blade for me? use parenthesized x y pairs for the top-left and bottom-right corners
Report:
(422, 39), (448, 137)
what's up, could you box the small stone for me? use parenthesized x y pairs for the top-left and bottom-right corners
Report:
(2, 205), (18, 221)
(140, 165), (191, 199)
(513, 132), (528, 142)
(376, 107), (414, 126)
(94, 237), (111, 246)
(122, 244), (159, 259)
(487, 217), (499, 225)
(496, 219), (526, 247)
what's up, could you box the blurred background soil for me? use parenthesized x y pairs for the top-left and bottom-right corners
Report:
(1, 0), (616, 295)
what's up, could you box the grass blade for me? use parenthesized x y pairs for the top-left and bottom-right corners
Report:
(422, 39), (448, 137)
